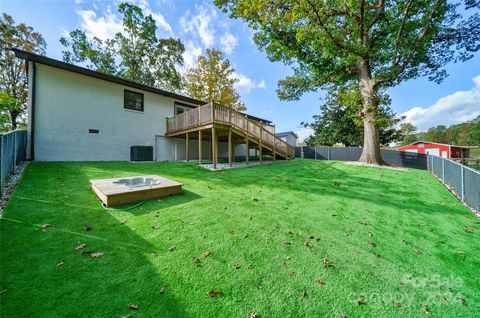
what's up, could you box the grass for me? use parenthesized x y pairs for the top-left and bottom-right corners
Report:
(1, 159), (479, 317)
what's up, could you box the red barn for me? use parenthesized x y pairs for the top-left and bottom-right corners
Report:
(398, 141), (470, 158)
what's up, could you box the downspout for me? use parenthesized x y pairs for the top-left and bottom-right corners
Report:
(31, 61), (36, 161)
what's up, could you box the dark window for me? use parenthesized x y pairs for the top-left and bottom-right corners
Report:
(124, 90), (144, 112)
(89, 129), (99, 134)
(175, 102), (194, 115)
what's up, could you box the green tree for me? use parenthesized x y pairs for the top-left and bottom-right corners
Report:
(215, 0), (480, 164)
(60, 3), (185, 92)
(303, 87), (401, 146)
(468, 121), (480, 145)
(184, 48), (246, 111)
(398, 123), (418, 145)
(0, 13), (46, 130)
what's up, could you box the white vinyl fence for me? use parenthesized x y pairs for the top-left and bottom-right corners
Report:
(428, 155), (479, 213)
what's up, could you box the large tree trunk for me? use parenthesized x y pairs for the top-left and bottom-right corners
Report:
(10, 111), (18, 130)
(357, 60), (386, 165)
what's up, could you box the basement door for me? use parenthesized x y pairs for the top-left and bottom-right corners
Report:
(155, 136), (174, 161)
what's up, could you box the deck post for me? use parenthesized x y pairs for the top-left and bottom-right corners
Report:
(228, 128), (232, 167)
(259, 142), (262, 162)
(186, 133), (189, 162)
(198, 130), (202, 165)
(246, 137), (249, 165)
(211, 101), (215, 124)
(212, 127), (217, 169)
(273, 138), (276, 162)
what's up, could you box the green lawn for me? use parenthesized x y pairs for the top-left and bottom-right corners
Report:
(1, 160), (479, 317)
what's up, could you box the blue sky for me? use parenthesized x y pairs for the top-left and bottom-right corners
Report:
(2, 0), (479, 139)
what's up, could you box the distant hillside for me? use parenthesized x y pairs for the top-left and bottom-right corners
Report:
(400, 116), (480, 147)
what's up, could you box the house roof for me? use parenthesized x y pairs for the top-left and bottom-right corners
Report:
(276, 131), (299, 138)
(13, 48), (271, 124)
(399, 141), (472, 149)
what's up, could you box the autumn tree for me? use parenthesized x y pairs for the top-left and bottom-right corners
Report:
(61, 3), (184, 92)
(215, 0), (480, 164)
(184, 48), (246, 111)
(0, 13), (46, 130)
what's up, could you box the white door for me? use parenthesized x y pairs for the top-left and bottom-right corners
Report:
(155, 136), (174, 161)
(441, 151), (448, 158)
(426, 148), (440, 156)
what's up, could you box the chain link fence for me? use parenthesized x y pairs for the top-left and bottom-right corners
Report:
(296, 146), (428, 169)
(428, 155), (479, 214)
(0, 130), (27, 195)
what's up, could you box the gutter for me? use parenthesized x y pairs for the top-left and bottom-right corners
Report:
(30, 61), (36, 160)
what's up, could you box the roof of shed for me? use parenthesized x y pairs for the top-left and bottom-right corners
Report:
(399, 141), (473, 149)
(276, 131), (299, 138)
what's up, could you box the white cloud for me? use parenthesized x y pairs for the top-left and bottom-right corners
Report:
(401, 75), (480, 131)
(182, 40), (202, 71)
(232, 72), (266, 94)
(133, 0), (173, 35)
(295, 127), (315, 142)
(180, 5), (216, 48)
(220, 32), (238, 54)
(77, 8), (123, 41)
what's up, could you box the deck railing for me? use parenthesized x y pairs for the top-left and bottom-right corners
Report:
(166, 102), (294, 158)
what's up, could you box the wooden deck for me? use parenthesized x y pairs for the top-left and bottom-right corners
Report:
(165, 102), (295, 168)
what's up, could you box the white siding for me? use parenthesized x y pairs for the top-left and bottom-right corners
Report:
(34, 64), (189, 161)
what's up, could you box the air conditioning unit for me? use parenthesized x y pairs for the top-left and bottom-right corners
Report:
(130, 146), (153, 161)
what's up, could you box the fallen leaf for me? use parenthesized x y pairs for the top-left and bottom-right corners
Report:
(283, 241), (292, 245)
(332, 181), (341, 186)
(91, 252), (104, 258)
(356, 295), (366, 305)
(392, 300), (402, 307)
(160, 287), (165, 294)
(413, 248), (422, 255)
(56, 260), (64, 267)
(323, 258), (329, 269)
(208, 289), (221, 297)
(233, 264), (241, 269)
(42, 224), (50, 230)
(300, 290), (307, 297)
(249, 311), (257, 318)
(75, 243), (86, 250)
(315, 279), (325, 285)
(368, 232), (374, 237)
(369, 241), (377, 247)
(304, 241), (313, 248)
(251, 197), (259, 201)
(129, 304), (138, 310)
(83, 224), (92, 231)
(307, 235), (315, 239)
(248, 264), (254, 270)
(436, 293), (447, 303)
(229, 230), (235, 235)
(169, 246), (176, 252)
(288, 230), (293, 235)
(121, 315), (132, 318)
(373, 253), (380, 258)
(422, 306), (431, 316)
(203, 251), (210, 258)
(192, 257), (201, 264)
(464, 226), (473, 233)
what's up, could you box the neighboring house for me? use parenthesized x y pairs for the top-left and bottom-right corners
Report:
(276, 131), (298, 147)
(14, 49), (294, 163)
(398, 141), (470, 158)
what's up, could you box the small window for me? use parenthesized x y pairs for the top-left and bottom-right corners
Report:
(124, 90), (144, 112)
(175, 102), (194, 115)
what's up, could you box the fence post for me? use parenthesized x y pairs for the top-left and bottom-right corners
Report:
(327, 147), (331, 160)
(0, 134), (3, 196)
(301, 146), (304, 159)
(314, 146), (317, 160)
(441, 157), (445, 181)
(460, 165), (465, 202)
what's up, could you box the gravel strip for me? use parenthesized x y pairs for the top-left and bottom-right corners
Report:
(0, 161), (29, 214)
(343, 161), (408, 171)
